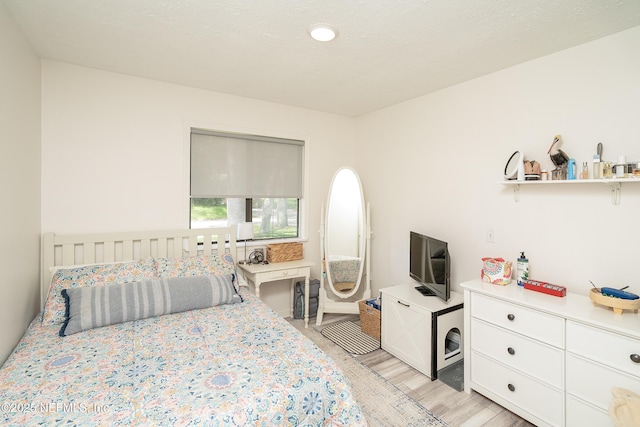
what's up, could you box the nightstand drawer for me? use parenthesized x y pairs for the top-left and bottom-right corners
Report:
(472, 351), (563, 427)
(471, 293), (564, 347)
(471, 318), (563, 388)
(567, 320), (640, 379)
(263, 268), (303, 281)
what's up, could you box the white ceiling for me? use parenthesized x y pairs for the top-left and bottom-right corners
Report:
(4, 0), (640, 117)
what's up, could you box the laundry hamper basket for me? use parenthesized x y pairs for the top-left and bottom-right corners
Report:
(358, 299), (381, 341)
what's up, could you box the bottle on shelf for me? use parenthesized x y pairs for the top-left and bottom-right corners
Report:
(593, 155), (602, 179)
(567, 159), (576, 180)
(581, 162), (589, 180)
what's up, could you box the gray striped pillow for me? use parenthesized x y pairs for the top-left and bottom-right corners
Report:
(60, 274), (242, 336)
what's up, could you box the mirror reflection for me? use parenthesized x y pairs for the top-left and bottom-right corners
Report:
(325, 168), (365, 296)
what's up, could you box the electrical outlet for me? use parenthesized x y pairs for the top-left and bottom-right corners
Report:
(486, 229), (495, 243)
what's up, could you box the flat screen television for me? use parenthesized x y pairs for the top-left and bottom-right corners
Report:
(409, 231), (450, 302)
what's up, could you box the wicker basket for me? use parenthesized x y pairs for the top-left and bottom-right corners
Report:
(266, 242), (303, 263)
(358, 299), (381, 341)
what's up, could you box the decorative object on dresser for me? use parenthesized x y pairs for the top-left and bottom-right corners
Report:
(316, 167), (372, 325)
(480, 257), (512, 285)
(609, 387), (640, 427)
(590, 287), (640, 315)
(463, 279), (640, 427)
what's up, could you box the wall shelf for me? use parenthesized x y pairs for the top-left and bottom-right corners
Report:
(500, 178), (640, 205)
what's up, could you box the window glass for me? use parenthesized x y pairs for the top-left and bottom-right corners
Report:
(190, 197), (299, 240)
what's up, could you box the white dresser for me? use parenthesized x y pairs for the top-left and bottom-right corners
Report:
(462, 279), (640, 427)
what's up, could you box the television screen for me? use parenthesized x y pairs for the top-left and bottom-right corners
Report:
(409, 231), (450, 302)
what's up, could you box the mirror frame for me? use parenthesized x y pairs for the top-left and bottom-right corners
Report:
(324, 167), (366, 299)
(504, 151), (523, 180)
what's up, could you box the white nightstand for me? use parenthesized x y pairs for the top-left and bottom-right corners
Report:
(237, 260), (314, 327)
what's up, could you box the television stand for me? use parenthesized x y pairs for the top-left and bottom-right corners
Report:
(415, 285), (437, 296)
(381, 283), (464, 380)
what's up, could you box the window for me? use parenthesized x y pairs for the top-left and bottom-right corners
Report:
(190, 128), (304, 240)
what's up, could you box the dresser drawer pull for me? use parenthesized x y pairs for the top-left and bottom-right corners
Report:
(398, 301), (410, 308)
(507, 383), (516, 392)
(507, 347), (515, 355)
(631, 354), (640, 363)
(507, 313), (515, 321)
(282, 271), (289, 276)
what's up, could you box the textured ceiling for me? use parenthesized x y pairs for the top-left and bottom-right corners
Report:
(4, 0), (640, 116)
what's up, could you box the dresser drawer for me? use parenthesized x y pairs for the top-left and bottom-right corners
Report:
(567, 320), (640, 379)
(471, 318), (563, 388)
(471, 293), (564, 347)
(263, 268), (303, 281)
(566, 352), (640, 412)
(472, 351), (563, 427)
(566, 394), (613, 427)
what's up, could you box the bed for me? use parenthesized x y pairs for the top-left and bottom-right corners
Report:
(0, 227), (366, 426)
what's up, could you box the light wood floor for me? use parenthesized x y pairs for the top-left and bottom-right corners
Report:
(314, 313), (535, 427)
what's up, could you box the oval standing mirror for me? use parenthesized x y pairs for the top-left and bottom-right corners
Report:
(324, 168), (365, 298)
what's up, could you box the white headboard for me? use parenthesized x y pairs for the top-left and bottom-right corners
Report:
(41, 227), (237, 308)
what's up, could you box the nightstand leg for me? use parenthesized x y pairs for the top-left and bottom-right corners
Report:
(304, 275), (310, 328)
(289, 279), (294, 318)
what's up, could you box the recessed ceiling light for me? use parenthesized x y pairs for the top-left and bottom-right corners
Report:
(309, 24), (337, 42)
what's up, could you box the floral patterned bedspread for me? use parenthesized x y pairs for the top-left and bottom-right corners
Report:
(0, 290), (367, 426)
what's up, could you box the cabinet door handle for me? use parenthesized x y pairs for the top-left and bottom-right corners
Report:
(398, 301), (410, 308)
(507, 383), (516, 392)
(507, 347), (515, 355)
(630, 354), (640, 363)
(507, 313), (515, 321)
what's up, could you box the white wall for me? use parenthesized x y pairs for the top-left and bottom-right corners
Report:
(0, 3), (41, 364)
(38, 25), (640, 318)
(356, 26), (640, 298)
(41, 61), (356, 314)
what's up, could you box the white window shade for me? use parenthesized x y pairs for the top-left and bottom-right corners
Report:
(191, 129), (304, 198)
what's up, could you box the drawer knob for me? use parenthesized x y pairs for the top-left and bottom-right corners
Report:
(507, 383), (516, 392)
(507, 313), (515, 321)
(631, 354), (640, 363)
(507, 347), (515, 355)
(282, 271), (288, 276)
